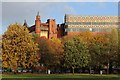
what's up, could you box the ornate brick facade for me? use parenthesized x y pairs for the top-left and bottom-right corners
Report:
(27, 12), (58, 39)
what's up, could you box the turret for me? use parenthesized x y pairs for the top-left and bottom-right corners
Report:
(35, 12), (41, 34)
(23, 19), (28, 27)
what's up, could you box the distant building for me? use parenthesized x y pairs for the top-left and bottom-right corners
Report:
(26, 12), (57, 39)
(64, 14), (119, 36)
(23, 13), (119, 39)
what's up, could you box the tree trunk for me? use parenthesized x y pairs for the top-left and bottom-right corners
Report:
(109, 62), (113, 74)
(13, 68), (17, 74)
(72, 67), (75, 75)
(99, 66), (101, 74)
(89, 66), (91, 74)
(107, 62), (109, 74)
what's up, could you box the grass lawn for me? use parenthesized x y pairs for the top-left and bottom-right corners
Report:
(1, 73), (120, 80)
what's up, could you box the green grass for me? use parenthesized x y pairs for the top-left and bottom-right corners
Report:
(1, 73), (120, 80)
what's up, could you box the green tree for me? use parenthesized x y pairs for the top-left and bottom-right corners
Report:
(78, 32), (98, 73)
(104, 29), (118, 74)
(118, 29), (120, 66)
(89, 34), (108, 72)
(88, 29), (118, 74)
(2, 24), (39, 73)
(64, 36), (90, 74)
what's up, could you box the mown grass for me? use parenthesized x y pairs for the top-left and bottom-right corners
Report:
(1, 73), (120, 80)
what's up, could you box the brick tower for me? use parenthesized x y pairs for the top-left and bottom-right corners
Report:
(35, 12), (41, 34)
(48, 19), (57, 39)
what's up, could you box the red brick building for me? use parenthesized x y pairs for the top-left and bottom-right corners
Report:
(26, 12), (63, 39)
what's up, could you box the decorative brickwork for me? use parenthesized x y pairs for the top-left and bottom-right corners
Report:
(28, 12), (58, 39)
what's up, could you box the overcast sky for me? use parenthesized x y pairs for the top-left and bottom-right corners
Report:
(0, 0), (119, 35)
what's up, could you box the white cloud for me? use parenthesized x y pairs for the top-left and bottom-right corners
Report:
(63, 5), (76, 14)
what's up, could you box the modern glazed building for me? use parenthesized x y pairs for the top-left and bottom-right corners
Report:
(24, 13), (119, 39)
(64, 14), (119, 36)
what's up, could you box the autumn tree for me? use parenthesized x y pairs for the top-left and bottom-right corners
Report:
(50, 38), (64, 66)
(2, 24), (39, 73)
(64, 36), (90, 74)
(38, 37), (64, 69)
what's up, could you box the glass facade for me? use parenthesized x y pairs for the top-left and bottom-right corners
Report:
(64, 14), (119, 32)
(65, 27), (112, 32)
(65, 22), (119, 25)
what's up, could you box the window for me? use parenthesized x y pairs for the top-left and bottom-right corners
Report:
(89, 28), (92, 31)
